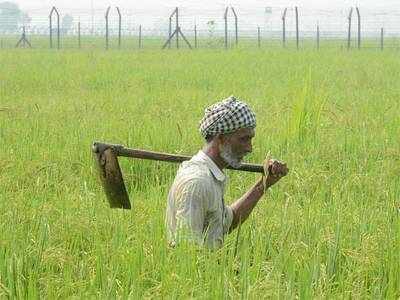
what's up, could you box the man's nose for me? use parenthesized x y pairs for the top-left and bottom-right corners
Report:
(245, 142), (252, 153)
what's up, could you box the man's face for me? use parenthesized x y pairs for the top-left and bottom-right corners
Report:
(219, 128), (255, 168)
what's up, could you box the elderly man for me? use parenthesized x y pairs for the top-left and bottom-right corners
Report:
(166, 96), (288, 249)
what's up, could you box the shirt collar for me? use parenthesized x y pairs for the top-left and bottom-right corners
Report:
(193, 150), (226, 182)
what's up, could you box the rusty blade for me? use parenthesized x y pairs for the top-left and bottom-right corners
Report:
(92, 146), (131, 209)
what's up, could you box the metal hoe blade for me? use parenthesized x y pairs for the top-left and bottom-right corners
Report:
(92, 144), (131, 209)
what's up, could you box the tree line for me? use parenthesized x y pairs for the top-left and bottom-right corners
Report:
(0, 1), (73, 33)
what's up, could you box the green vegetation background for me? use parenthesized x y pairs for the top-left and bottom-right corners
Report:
(0, 48), (399, 298)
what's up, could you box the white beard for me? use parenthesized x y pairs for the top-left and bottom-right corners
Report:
(220, 143), (242, 168)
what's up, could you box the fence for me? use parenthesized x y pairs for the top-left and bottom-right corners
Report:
(1, 5), (400, 50)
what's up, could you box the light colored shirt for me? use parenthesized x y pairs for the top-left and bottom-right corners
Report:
(166, 150), (234, 249)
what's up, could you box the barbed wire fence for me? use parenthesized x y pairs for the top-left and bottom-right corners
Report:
(1, 5), (399, 50)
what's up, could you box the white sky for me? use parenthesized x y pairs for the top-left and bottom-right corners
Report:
(12, 0), (400, 11)
(8, 0), (399, 33)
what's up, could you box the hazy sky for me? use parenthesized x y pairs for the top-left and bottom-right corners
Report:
(8, 0), (399, 33)
(12, 0), (400, 10)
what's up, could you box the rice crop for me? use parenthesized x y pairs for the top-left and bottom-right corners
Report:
(0, 48), (399, 298)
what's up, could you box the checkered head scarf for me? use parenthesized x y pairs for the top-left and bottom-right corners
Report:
(199, 96), (256, 139)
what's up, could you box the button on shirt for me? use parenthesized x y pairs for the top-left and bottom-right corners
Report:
(166, 150), (234, 249)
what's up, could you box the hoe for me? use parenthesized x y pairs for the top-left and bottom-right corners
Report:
(92, 141), (265, 209)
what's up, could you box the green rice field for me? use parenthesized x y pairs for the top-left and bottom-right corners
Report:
(0, 48), (399, 298)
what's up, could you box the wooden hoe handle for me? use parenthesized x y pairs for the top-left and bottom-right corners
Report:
(92, 141), (264, 210)
(92, 142), (264, 173)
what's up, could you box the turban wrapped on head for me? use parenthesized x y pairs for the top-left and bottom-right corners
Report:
(199, 96), (256, 139)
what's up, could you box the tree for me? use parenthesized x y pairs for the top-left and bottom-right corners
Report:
(0, 1), (30, 32)
(61, 14), (73, 34)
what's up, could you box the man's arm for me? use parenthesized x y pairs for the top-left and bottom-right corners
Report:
(228, 159), (288, 232)
(228, 177), (267, 232)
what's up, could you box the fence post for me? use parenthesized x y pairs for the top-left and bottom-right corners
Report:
(168, 17), (172, 49)
(317, 24), (320, 49)
(223, 7), (238, 49)
(78, 22), (81, 48)
(105, 6), (111, 50)
(224, 7), (228, 49)
(15, 26), (32, 48)
(49, 13), (52, 48)
(139, 25), (142, 49)
(22, 26), (26, 47)
(295, 6), (299, 50)
(162, 7), (191, 50)
(257, 26), (261, 48)
(356, 7), (361, 49)
(175, 7), (179, 49)
(194, 25), (197, 48)
(56, 10), (60, 49)
(347, 8), (353, 50)
(231, 7), (238, 46)
(380, 27), (384, 50)
(282, 8), (287, 48)
(49, 7), (60, 49)
(57, 10), (60, 49)
(116, 7), (122, 49)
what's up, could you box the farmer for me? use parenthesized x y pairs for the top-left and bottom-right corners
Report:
(166, 96), (288, 249)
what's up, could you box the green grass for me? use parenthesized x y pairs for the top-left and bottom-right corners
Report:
(0, 48), (399, 298)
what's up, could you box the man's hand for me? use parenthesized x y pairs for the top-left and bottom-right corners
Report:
(263, 154), (289, 189)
